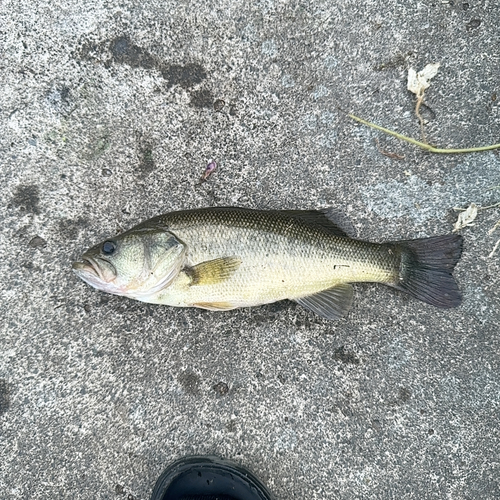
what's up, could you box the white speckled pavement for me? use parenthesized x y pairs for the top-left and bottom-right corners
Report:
(0, 1), (499, 498)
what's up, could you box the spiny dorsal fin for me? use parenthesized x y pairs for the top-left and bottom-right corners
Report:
(293, 283), (354, 320)
(187, 257), (242, 286)
(281, 209), (356, 238)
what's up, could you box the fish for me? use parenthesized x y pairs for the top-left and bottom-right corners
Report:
(72, 207), (463, 320)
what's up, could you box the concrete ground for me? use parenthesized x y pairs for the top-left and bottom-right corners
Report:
(1, 0), (499, 498)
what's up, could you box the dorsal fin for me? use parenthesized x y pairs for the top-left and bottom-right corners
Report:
(281, 209), (356, 238)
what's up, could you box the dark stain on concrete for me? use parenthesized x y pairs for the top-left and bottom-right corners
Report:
(137, 144), (155, 176)
(79, 35), (207, 89)
(10, 185), (40, 214)
(29, 235), (47, 248)
(0, 379), (10, 415)
(58, 217), (89, 240)
(178, 371), (200, 395)
(45, 86), (72, 115)
(398, 386), (412, 403)
(333, 346), (360, 365)
(373, 51), (413, 72)
(110, 36), (156, 70)
(226, 420), (237, 432)
(466, 19), (481, 30)
(190, 88), (214, 108)
(161, 63), (207, 89)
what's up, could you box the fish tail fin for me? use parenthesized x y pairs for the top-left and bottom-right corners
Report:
(391, 235), (463, 308)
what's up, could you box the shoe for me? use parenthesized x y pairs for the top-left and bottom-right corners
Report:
(150, 455), (274, 500)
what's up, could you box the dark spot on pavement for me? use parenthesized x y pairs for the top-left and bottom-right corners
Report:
(29, 236), (47, 248)
(213, 381), (229, 396)
(226, 420), (237, 432)
(466, 19), (481, 30)
(60, 86), (70, 101)
(139, 144), (155, 175)
(178, 371), (200, 395)
(58, 217), (88, 240)
(78, 36), (207, 89)
(115, 484), (125, 495)
(110, 36), (156, 69)
(137, 144), (155, 176)
(373, 52), (412, 72)
(333, 346), (360, 365)
(190, 88), (214, 108)
(46, 86), (72, 115)
(398, 387), (412, 403)
(388, 386), (412, 406)
(0, 379), (10, 415)
(161, 63), (207, 89)
(11, 185), (40, 214)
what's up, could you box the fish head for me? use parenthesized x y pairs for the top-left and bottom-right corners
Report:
(72, 226), (186, 300)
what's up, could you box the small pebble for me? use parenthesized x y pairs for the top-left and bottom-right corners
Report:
(213, 99), (225, 111)
(213, 382), (229, 396)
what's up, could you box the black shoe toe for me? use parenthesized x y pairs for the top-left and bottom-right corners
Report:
(150, 456), (273, 500)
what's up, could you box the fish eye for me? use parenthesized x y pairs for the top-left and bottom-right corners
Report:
(102, 241), (116, 255)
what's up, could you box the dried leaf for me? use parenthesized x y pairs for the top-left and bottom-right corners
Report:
(453, 203), (478, 232)
(407, 63), (440, 97)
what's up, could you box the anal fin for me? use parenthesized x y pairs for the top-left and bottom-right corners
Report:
(187, 257), (242, 286)
(294, 284), (354, 320)
(193, 301), (236, 311)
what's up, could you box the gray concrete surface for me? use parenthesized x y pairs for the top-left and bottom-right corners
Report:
(1, 0), (499, 498)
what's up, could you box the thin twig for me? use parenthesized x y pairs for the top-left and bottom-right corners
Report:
(481, 201), (500, 210)
(348, 113), (500, 154)
(374, 138), (405, 160)
(415, 95), (427, 144)
(489, 220), (500, 235)
(454, 202), (500, 212)
(488, 239), (500, 258)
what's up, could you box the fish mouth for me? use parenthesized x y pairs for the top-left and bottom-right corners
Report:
(72, 256), (115, 284)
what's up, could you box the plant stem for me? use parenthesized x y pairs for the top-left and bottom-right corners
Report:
(348, 114), (500, 154)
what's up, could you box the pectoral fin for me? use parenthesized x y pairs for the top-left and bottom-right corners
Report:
(294, 284), (354, 320)
(187, 257), (242, 286)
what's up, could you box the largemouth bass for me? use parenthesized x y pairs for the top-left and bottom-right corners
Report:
(72, 207), (463, 320)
